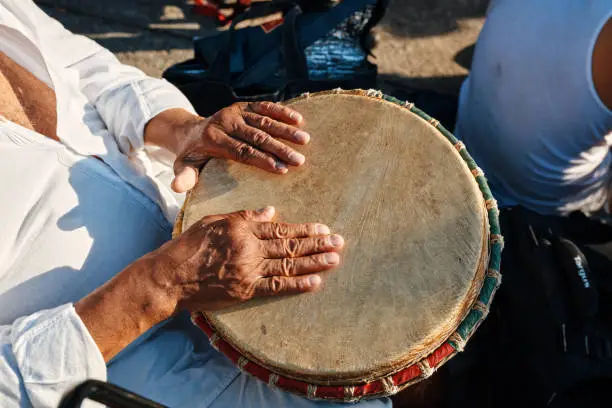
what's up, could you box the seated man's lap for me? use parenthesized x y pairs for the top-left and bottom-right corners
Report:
(107, 312), (391, 407)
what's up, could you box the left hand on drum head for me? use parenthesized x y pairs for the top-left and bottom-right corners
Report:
(172, 102), (311, 193)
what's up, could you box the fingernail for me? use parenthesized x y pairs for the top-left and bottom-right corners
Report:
(330, 235), (344, 248)
(309, 275), (321, 286)
(316, 224), (331, 235)
(275, 161), (288, 170)
(290, 111), (303, 122)
(289, 152), (305, 165)
(325, 252), (340, 265)
(294, 130), (310, 144)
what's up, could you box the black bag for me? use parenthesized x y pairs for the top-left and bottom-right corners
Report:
(478, 207), (612, 407)
(163, 0), (388, 117)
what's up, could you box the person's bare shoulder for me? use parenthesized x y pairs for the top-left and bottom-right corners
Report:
(593, 18), (612, 110)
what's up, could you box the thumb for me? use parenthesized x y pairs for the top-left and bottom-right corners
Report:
(172, 165), (198, 193)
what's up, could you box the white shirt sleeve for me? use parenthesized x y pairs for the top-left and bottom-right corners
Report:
(67, 48), (197, 155)
(19, 1), (195, 217)
(26, 0), (196, 156)
(0, 304), (106, 408)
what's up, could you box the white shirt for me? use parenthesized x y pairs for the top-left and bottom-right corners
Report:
(0, 1), (390, 407)
(455, 0), (612, 215)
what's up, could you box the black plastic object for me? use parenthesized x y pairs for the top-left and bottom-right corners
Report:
(58, 380), (167, 408)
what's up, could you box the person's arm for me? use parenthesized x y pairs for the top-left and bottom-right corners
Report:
(592, 18), (612, 111)
(62, 36), (312, 194)
(144, 102), (310, 193)
(29, 4), (312, 193)
(21, 0), (192, 155)
(75, 206), (344, 362)
(0, 207), (342, 406)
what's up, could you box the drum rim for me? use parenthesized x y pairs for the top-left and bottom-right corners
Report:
(173, 89), (503, 401)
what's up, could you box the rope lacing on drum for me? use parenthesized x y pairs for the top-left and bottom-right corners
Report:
(268, 373), (280, 387)
(471, 167), (485, 178)
(428, 118), (440, 128)
(473, 300), (489, 315)
(486, 268), (503, 294)
(307, 384), (318, 399)
(381, 377), (399, 395)
(453, 141), (466, 152)
(237, 356), (249, 371)
(344, 386), (359, 403)
(417, 360), (434, 378)
(485, 198), (498, 211)
(403, 101), (415, 110)
(490, 234), (504, 248)
(448, 332), (467, 352)
(487, 268), (502, 280)
(366, 89), (383, 98)
(209, 333), (221, 351)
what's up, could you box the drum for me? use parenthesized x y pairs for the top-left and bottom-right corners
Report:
(174, 89), (503, 401)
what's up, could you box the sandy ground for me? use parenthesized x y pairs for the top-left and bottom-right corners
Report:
(374, 0), (487, 94)
(35, 0), (488, 96)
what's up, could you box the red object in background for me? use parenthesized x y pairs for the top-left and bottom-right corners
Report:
(193, 0), (252, 25)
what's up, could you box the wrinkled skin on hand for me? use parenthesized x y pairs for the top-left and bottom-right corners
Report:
(172, 101), (311, 193)
(147, 206), (345, 312)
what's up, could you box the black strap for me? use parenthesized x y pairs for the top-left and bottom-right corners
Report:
(58, 380), (166, 408)
(282, 5), (309, 82)
(207, 2), (309, 84)
(360, 0), (389, 56)
(206, 7), (253, 82)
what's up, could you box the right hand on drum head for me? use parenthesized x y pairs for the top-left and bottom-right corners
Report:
(148, 206), (344, 312)
(75, 206), (343, 361)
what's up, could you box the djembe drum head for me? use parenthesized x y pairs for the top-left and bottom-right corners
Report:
(175, 90), (502, 401)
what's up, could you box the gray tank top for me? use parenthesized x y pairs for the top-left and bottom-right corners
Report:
(455, 0), (612, 215)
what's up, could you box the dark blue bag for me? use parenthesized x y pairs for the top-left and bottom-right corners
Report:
(163, 0), (388, 116)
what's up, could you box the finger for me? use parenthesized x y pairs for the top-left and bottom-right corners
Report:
(235, 206), (276, 222)
(253, 221), (331, 239)
(236, 123), (305, 166)
(243, 112), (310, 145)
(253, 274), (323, 297)
(171, 165), (199, 193)
(247, 101), (304, 126)
(209, 131), (288, 174)
(261, 252), (340, 278)
(260, 234), (344, 259)
(188, 208), (272, 236)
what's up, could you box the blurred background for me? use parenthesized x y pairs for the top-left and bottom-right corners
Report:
(34, 0), (488, 96)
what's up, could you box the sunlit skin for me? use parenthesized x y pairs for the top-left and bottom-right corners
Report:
(592, 19), (612, 111)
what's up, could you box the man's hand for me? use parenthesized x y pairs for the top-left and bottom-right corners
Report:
(144, 103), (310, 193)
(148, 206), (342, 312)
(75, 206), (343, 361)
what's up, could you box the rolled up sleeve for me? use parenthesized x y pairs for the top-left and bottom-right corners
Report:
(69, 48), (196, 155)
(29, 0), (196, 156)
(0, 304), (106, 407)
